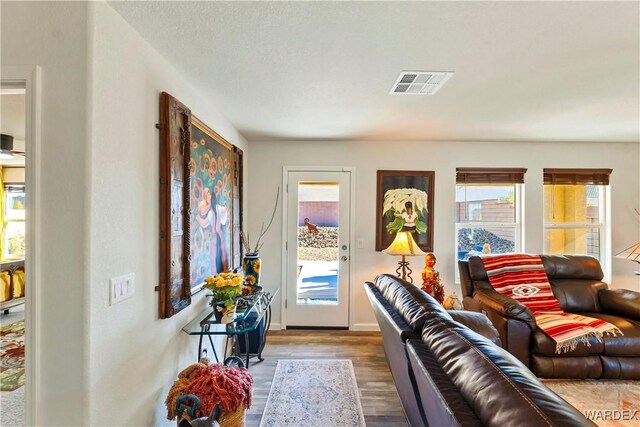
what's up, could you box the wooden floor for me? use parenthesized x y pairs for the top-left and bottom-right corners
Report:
(245, 329), (409, 427)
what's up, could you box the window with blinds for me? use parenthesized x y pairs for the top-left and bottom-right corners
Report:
(543, 168), (611, 269)
(455, 168), (526, 280)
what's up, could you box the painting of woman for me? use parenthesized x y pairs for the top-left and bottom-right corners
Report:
(189, 117), (235, 287)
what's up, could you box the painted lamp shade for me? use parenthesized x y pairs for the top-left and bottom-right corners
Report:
(383, 231), (425, 283)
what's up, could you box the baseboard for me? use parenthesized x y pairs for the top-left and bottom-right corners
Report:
(269, 322), (379, 331)
(350, 323), (380, 331)
(270, 322), (283, 330)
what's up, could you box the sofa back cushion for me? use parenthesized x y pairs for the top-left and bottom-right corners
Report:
(374, 274), (452, 331)
(466, 255), (607, 312)
(364, 283), (425, 426)
(540, 255), (604, 280)
(407, 339), (482, 427)
(421, 316), (594, 427)
(466, 257), (494, 291)
(547, 279), (607, 313)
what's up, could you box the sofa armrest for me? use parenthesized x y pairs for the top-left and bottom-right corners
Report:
(448, 310), (502, 346)
(473, 289), (537, 330)
(599, 288), (640, 321)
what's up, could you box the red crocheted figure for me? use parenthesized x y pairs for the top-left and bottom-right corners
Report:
(166, 358), (253, 420)
(421, 253), (444, 304)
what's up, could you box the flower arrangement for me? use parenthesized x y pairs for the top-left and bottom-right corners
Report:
(204, 272), (244, 310)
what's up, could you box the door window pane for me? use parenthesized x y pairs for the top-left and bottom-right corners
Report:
(296, 182), (339, 305)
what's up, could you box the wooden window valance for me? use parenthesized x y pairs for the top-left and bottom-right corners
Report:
(543, 168), (612, 186)
(456, 168), (527, 184)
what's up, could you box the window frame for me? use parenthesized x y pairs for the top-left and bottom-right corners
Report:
(455, 183), (524, 283)
(542, 184), (609, 279)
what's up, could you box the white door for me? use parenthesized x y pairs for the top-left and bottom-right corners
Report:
(285, 170), (351, 327)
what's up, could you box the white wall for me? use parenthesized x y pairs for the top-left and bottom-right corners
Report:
(247, 140), (640, 330)
(86, 2), (248, 426)
(3, 1), (249, 425)
(1, 2), (90, 425)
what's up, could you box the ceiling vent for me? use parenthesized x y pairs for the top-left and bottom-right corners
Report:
(390, 71), (454, 95)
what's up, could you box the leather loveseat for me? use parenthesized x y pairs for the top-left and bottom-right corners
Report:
(459, 255), (640, 379)
(365, 274), (593, 427)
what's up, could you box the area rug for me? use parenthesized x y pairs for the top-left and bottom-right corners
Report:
(543, 379), (640, 426)
(260, 359), (365, 427)
(1, 320), (25, 392)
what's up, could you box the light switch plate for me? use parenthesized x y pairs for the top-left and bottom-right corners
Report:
(110, 273), (135, 305)
(357, 238), (364, 249)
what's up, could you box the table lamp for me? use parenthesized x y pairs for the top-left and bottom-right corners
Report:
(615, 242), (640, 275)
(383, 231), (426, 283)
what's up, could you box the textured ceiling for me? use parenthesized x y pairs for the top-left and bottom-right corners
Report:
(109, 1), (640, 143)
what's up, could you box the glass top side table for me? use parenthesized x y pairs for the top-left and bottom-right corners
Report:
(182, 288), (278, 367)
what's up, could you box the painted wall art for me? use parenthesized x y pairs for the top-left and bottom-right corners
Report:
(376, 170), (435, 252)
(189, 117), (235, 287)
(158, 92), (243, 319)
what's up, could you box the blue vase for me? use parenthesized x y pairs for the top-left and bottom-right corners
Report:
(243, 254), (261, 286)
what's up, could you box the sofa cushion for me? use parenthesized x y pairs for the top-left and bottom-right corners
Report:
(532, 328), (603, 357)
(364, 283), (425, 426)
(364, 282), (417, 342)
(601, 356), (640, 379)
(407, 339), (482, 427)
(599, 289), (640, 322)
(374, 274), (451, 330)
(468, 256), (489, 281)
(469, 254), (607, 312)
(548, 279), (607, 313)
(421, 316), (594, 426)
(540, 255), (604, 281)
(577, 313), (640, 357)
(531, 355), (603, 379)
(448, 310), (502, 346)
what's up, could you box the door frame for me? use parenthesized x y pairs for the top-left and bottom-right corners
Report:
(280, 166), (356, 329)
(1, 65), (42, 427)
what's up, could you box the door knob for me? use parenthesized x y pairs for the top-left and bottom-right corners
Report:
(342, 245), (348, 250)
(341, 256), (348, 261)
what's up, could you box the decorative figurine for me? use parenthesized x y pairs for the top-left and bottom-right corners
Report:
(482, 243), (491, 254)
(421, 253), (444, 304)
(443, 292), (463, 310)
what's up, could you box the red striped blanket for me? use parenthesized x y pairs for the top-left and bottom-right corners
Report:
(480, 254), (621, 354)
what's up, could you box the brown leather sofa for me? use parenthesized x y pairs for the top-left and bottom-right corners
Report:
(459, 255), (640, 379)
(365, 274), (593, 426)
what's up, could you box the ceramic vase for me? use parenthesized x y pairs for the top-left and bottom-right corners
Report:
(213, 301), (226, 323)
(243, 254), (261, 286)
(221, 306), (236, 324)
(213, 301), (236, 324)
